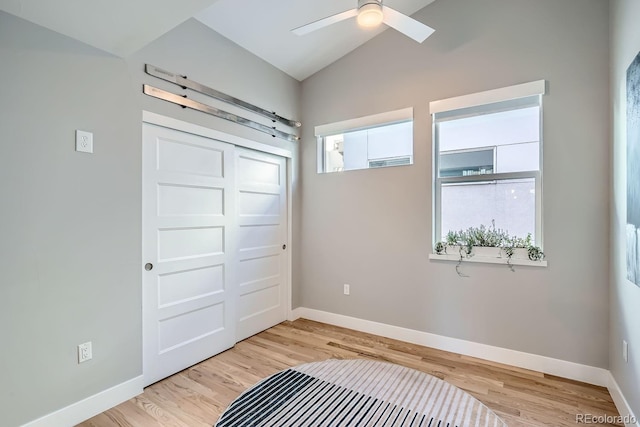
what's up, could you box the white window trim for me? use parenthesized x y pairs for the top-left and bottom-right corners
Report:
(428, 252), (548, 267)
(429, 80), (546, 114)
(429, 253), (547, 267)
(315, 107), (413, 137)
(431, 80), (546, 258)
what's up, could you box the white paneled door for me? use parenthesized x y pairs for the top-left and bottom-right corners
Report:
(235, 148), (288, 342)
(142, 123), (289, 386)
(142, 123), (237, 386)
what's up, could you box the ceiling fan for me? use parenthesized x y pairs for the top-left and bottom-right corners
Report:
(292, 0), (435, 43)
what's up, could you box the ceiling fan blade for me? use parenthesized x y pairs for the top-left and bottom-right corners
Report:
(292, 9), (358, 36)
(382, 6), (435, 43)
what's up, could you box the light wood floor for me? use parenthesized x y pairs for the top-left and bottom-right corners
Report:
(78, 319), (622, 427)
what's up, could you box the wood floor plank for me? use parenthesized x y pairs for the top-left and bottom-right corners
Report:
(77, 319), (622, 427)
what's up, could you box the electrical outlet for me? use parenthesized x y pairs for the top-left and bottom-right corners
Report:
(78, 341), (92, 363)
(623, 340), (628, 363)
(75, 130), (93, 154)
(343, 284), (350, 295)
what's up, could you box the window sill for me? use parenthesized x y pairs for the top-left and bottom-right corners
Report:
(428, 252), (547, 267)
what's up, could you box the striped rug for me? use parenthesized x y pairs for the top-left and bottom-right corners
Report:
(215, 359), (507, 427)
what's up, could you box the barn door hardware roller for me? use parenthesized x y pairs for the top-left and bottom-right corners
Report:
(145, 64), (301, 129)
(143, 85), (300, 142)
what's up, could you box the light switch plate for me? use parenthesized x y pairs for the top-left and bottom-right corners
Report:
(76, 130), (93, 154)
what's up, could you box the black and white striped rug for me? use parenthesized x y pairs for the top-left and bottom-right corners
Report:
(215, 359), (507, 427)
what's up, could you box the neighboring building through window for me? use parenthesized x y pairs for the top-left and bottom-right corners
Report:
(316, 108), (413, 173)
(430, 81), (546, 246)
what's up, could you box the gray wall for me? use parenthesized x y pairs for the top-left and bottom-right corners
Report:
(299, 0), (610, 367)
(129, 19), (300, 149)
(0, 12), (141, 427)
(0, 13), (300, 426)
(610, 0), (640, 417)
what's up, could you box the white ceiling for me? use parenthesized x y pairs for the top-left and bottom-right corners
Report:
(196, 0), (436, 81)
(0, 0), (435, 81)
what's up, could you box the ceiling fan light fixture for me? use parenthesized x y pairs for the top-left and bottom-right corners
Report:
(357, 3), (383, 28)
(292, 0), (435, 44)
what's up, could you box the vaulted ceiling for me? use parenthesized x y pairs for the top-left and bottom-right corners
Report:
(0, 0), (435, 81)
(196, 0), (435, 80)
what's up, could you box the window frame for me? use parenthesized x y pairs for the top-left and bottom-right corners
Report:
(315, 107), (414, 174)
(430, 81), (546, 249)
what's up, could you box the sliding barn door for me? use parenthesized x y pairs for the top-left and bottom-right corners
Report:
(142, 123), (237, 386)
(235, 148), (288, 342)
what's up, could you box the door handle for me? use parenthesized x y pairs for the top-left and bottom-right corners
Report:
(282, 244), (287, 250)
(145, 263), (153, 271)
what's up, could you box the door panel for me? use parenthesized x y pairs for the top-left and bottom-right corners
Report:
(238, 255), (280, 284)
(238, 284), (280, 320)
(237, 156), (281, 185)
(158, 227), (224, 261)
(157, 139), (224, 177)
(235, 148), (287, 342)
(143, 124), (236, 386)
(158, 302), (224, 351)
(158, 184), (224, 216)
(238, 224), (280, 249)
(158, 265), (225, 307)
(239, 192), (281, 216)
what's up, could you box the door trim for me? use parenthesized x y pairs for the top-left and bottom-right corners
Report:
(142, 111), (293, 159)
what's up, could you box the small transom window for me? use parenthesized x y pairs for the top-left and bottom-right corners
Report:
(316, 108), (413, 173)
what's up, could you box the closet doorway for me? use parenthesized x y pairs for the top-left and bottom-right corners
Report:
(141, 117), (290, 386)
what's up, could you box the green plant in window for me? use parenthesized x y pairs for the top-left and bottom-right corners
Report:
(445, 230), (460, 245)
(435, 220), (544, 275)
(527, 246), (544, 261)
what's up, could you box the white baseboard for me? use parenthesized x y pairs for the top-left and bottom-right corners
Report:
(291, 307), (609, 387)
(608, 373), (640, 427)
(21, 375), (143, 427)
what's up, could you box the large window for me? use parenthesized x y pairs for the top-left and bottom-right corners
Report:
(316, 108), (413, 173)
(431, 81), (545, 246)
